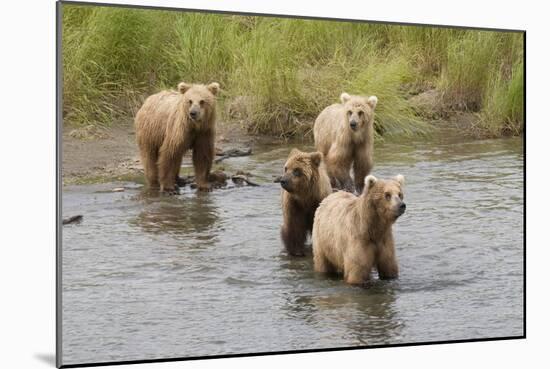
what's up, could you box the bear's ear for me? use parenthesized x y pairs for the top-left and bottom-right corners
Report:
(178, 82), (191, 94)
(309, 152), (323, 167)
(367, 96), (378, 109)
(340, 92), (351, 104)
(289, 148), (302, 157)
(207, 82), (220, 96)
(394, 174), (405, 186)
(364, 175), (378, 193)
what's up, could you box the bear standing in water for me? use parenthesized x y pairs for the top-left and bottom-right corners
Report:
(279, 149), (333, 256)
(135, 82), (220, 193)
(312, 174), (406, 285)
(313, 93), (378, 193)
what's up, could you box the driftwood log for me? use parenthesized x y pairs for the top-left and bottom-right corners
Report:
(176, 169), (259, 189)
(63, 215), (83, 225)
(214, 147), (252, 163)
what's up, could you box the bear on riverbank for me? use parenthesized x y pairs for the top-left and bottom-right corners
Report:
(312, 174), (406, 284)
(280, 149), (333, 256)
(313, 93), (378, 193)
(135, 82), (220, 193)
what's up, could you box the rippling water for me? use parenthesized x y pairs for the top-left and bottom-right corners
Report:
(61, 131), (524, 365)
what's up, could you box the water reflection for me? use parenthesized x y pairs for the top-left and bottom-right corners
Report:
(279, 254), (402, 346)
(131, 190), (220, 237)
(283, 281), (401, 346)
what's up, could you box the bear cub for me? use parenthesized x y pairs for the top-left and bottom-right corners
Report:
(279, 149), (333, 256)
(313, 92), (378, 193)
(312, 174), (406, 285)
(135, 81), (220, 193)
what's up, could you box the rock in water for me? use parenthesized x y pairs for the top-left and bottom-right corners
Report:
(63, 215), (83, 225)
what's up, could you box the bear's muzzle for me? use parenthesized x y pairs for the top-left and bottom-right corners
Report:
(397, 202), (406, 217)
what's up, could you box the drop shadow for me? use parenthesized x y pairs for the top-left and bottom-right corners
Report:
(34, 353), (56, 366)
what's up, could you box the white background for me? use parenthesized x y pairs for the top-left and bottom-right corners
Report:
(0, 0), (546, 368)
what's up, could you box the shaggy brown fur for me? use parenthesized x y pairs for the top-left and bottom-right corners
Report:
(313, 92), (378, 193)
(280, 149), (333, 256)
(135, 82), (220, 193)
(312, 174), (406, 285)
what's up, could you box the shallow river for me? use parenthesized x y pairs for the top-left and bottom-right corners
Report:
(61, 130), (524, 365)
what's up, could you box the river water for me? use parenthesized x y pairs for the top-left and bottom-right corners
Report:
(61, 130), (524, 365)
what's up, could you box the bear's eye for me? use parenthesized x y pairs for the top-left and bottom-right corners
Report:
(399, 192), (403, 200)
(292, 169), (301, 177)
(188, 100), (193, 105)
(385, 192), (391, 201)
(199, 100), (205, 105)
(358, 111), (364, 117)
(347, 110), (352, 116)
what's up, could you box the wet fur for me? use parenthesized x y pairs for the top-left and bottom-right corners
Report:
(312, 175), (405, 284)
(313, 93), (377, 193)
(280, 149), (333, 256)
(135, 82), (219, 192)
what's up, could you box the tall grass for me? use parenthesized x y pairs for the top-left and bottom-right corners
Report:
(62, 6), (178, 124)
(479, 60), (524, 136)
(62, 4), (524, 137)
(437, 31), (524, 135)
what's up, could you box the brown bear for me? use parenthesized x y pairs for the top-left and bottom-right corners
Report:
(313, 92), (378, 193)
(134, 81), (220, 193)
(312, 174), (406, 285)
(279, 149), (333, 256)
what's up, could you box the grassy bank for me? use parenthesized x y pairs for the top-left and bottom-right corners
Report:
(62, 5), (524, 138)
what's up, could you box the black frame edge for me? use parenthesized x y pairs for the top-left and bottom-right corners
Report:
(60, 336), (525, 368)
(522, 30), (526, 339)
(56, 1), (64, 367)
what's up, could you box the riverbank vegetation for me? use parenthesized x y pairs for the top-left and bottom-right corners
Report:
(62, 5), (524, 138)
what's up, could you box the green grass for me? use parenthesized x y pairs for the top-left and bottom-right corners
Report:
(479, 60), (524, 136)
(62, 4), (524, 138)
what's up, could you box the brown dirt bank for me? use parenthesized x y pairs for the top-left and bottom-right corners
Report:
(62, 122), (139, 185)
(61, 120), (280, 185)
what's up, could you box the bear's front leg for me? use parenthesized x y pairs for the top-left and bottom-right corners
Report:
(343, 244), (375, 285)
(281, 224), (307, 256)
(192, 130), (215, 192)
(313, 250), (334, 273)
(326, 151), (354, 192)
(376, 233), (399, 279)
(281, 204), (308, 256)
(344, 263), (372, 285)
(353, 147), (373, 194)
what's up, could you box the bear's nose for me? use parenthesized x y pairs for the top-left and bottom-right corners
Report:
(350, 121), (358, 129)
(190, 110), (199, 119)
(280, 178), (289, 187)
(400, 202), (406, 211)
